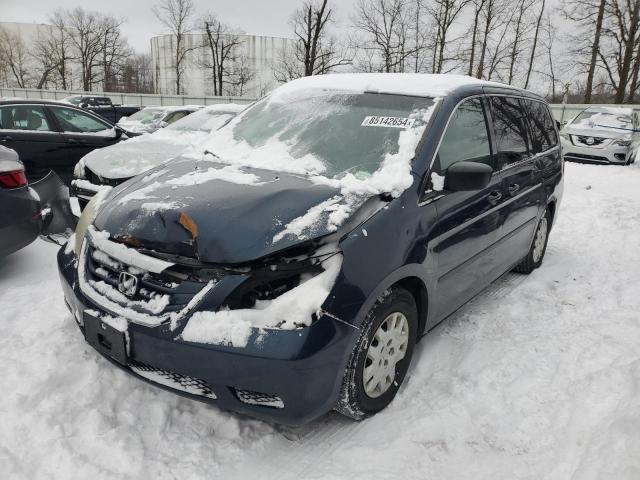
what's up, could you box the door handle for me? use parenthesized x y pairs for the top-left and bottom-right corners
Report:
(0, 135), (13, 142)
(508, 183), (520, 195)
(487, 191), (503, 205)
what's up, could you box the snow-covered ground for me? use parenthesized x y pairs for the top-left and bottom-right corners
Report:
(1, 162), (640, 479)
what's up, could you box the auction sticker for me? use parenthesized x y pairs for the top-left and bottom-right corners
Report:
(361, 116), (416, 128)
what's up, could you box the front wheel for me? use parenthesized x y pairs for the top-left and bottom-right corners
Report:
(513, 208), (551, 274)
(335, 287), (418, 420)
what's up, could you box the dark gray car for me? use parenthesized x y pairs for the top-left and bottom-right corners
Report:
(0, 146), (42, 257)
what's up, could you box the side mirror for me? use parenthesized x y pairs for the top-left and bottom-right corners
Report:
(79, 102), (88, 109)
(556, 120), (562, 131)
(114, 126), (124, 139)
(159, 121), (168, 128)
(445, 161), (493, 192)
(119, 116), (128, 122)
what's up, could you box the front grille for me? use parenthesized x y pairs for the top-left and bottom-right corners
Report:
(85, 167), (127, 188)
(130, 361), (217, 399)
(86, 244), (204, 314)
(575, 135), (606, 146)
(564, 153), (609, 163)
(234, 388), (284, 409)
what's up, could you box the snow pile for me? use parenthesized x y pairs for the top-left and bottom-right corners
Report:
(181, 249), (342, 347)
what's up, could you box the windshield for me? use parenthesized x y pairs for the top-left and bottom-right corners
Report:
(203, 92), (435, 178)
(126, 108), (166, 124)
(167, 108), (236, 133)
(572, 109), (635, 131)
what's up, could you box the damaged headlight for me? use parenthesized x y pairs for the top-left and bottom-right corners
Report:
(224, 249), (340, 310)
(74, 188), (112, 256)
(74, 158), (86, 179)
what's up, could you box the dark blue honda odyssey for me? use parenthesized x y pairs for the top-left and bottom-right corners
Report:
(58, 74), (563, 425)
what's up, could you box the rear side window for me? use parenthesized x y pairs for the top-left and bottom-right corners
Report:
(0, 105), (52, 131)
(522, 99), (557, 153)
(490, 96), (530, 167)
(433, 98), (493, 174)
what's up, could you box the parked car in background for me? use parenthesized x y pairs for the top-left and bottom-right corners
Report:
(62, 95), (141, 124)
(58, 74), (562, 425)
(70, 103), (244, 212)
(560, 106), (639, 165)
(0, 100), (128, 184)
(117, 105), (202, 136)
(0, 146), (42, 258)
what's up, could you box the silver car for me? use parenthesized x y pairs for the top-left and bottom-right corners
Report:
(560, 106), (639, 165)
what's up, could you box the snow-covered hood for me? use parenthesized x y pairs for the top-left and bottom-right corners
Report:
(83, 132), (207, 180)
(93, 156), (355, 264)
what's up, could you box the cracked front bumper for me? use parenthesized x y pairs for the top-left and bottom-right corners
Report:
(57, 245), (357, 425)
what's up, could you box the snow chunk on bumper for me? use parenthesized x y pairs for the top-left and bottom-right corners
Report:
(180, 248), (343, 348)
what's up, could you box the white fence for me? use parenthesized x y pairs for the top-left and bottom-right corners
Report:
(0, 87), (257, 107)
(0, 87), (638, 123)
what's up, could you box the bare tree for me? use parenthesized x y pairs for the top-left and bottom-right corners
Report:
(99, 16), (130, 91)
(0, 27), (31, 88)
(120, 53), (154, 93)
(599, 0), (640, 103)
(426, 0), (471, 73)
(352, 0), (417, 73)
(227, 54), (255, 96)
(198, 15), (243, 95)
(66, 8), (105, 91)
(274, 0), (350, 81)
(36, 11), (75, 90)
(474, 0), (502, 78)
(153, 0), (196, 94)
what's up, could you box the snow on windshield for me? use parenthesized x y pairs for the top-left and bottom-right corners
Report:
(572, 108), (635, 131)
(166, 107), (238, 133)
(196, 89), (437, 241)
(125, 108), (166, 124)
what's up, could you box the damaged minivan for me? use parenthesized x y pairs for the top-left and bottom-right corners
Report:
(58, 74), (563, 425)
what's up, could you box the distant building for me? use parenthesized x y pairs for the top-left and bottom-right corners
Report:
(150, 34), (291, 98)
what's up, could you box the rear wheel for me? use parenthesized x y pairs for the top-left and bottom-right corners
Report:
(335, 287), (418, 420)
(513, 208), (550, 274)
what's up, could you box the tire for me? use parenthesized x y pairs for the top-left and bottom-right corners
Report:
(513, 208), (551, 274)
(335, 286), (418, 420)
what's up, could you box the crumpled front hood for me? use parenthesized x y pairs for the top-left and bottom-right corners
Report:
(93, 156), (347, 264)
(84, 133), (205, 180)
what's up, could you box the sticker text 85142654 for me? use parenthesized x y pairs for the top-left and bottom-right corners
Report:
(361, 116), (416, 128)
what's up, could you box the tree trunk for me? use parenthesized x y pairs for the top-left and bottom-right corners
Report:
(584, 0), (606, 103)
(615, 0), (640, 103)
(524, 0), (545, 89)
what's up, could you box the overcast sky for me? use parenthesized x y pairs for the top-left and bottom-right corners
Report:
(2, 0), (359, 53)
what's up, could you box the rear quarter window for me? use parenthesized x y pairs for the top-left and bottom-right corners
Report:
(522, 99), (558, 153)
(490, 96), (530, 168)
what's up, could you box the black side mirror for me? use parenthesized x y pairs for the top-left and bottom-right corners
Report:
(114, 126), (125, 139)
(556, 120), (562, 130)
(445, 161), (493, 191)
(79, 102), (88, 109)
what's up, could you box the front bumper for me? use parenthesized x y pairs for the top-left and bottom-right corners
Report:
(561, 138), (631, 164)
(57, 246), (357, 425)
